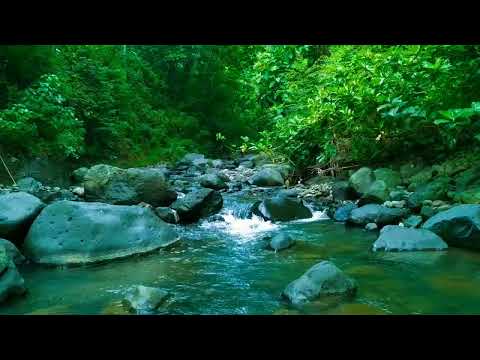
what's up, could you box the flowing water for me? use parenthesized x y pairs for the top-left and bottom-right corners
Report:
(2, 192), (480, 315)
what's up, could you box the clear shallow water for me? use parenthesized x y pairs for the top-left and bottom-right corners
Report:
(2, 192), (480, 315)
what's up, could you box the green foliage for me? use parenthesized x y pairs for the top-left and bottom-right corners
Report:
(243, 45), (480, 169)
(0, 74), (84, 158)
(1, 45), (479, 171)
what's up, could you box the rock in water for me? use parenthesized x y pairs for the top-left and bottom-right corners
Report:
(170, 188), (223, 223)
(334, 203), (358, 222)
(250, 168), (284, 187)
(365, 223), (378, 231)
(84, 164), (177, 207)
(373, 225), (447, 252)
(348, 204), (408, 227)
(0, 238), (26, 265)
(23, 201), (179, 265)
(154, 207), (179, 224)
(199, 173), (228, 190)
(123, 285), (170, 314)
(0, 247), (26, 303)
(422, 204), (480, 250)
(267, 233), (296, 251)
(282, 261), (357, 307)
(0, 192), (44, 244)
(349, 167), (374, 196)
(255, 195), (312, 222)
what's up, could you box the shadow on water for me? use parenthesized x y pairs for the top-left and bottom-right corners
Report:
(2, 192), (480, 315)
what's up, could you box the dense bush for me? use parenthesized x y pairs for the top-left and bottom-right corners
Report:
(241, 45), (480, 169)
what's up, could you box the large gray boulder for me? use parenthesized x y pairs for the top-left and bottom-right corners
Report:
(282, 261), (357, 307)
(170, 188), (223, 223)
(254, 195), (312, 222)
(199, 173), (228, 191)
(250, 168), (284, 187)
(23, 201), (179, 265)
(0, 247), (26, 303)
(373, 225), (448, 252)
(0, 192), (44, 243)
(422, 204), (480, 250)
(348, 204), (408, 227)
(84, 164), (177, 207)
(349, 167), (374, 195)
(123, 285), (170, 314)
(0, 238), (26, 265)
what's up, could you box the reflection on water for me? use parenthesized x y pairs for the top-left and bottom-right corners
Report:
(2, 193), (480, 315)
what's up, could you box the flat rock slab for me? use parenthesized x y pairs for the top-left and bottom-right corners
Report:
(23, 201), (179, 265)
(373, 225), (448, 252)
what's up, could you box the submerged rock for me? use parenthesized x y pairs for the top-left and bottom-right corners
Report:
(267, 233), (296, 252)
(23, 201), (179, 265)
(84, 164), (177, 207)
(422, 204), (480, 250)
(373, 225), (448, 252)
(250, 168), (284, 187)
(365, 223), (378, 231)
(348, 204), (408, 227)
(255, 195), (312, 222)
(0, 192), (44, 244)
(123, 285), (170, 314)
(0, 247), (26, 303)
(282, 261), (357, 307)
(170, 188), (223, 223)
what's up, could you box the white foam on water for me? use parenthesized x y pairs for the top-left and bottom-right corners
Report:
(200, 210), (279, 243)
(289, 208), (330, 224)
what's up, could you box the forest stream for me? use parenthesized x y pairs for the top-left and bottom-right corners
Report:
(2, 189), (480, 315)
